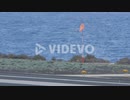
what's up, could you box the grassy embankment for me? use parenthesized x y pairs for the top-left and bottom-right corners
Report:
(0, 54), (130, 74)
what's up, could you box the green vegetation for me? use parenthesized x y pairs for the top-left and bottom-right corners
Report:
(51, 57), (56, 61)
(0, 53), (130, 74)
(69, 54), (109, 63)
(32, 55), (46, 60)
(69, 55), (82, 62)
(0, 58), (130, 74)
(0, 53), (31, 59)
(116, 58), (130, 65)
(8, 54), (30, 59)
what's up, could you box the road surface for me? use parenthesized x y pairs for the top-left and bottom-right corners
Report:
(0, 71), (130, 86)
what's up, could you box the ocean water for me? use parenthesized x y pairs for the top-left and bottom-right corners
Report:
(0, 12), (130, 62)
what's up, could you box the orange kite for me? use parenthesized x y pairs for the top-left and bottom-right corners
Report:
(79, 23), (85, 32)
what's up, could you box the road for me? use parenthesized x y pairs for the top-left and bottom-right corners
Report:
(0, 71), (130, 86)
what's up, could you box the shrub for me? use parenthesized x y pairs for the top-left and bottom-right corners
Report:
(85, 54), (96, 62)
(0, 53), (7, 58)
(86, 54), (96, 59)
(16, 54), (30, 59)
(56, 59), (63, 62)
(85, 54), (109, 63)
(116, 58), (130, 65)
(6, 54), (30, 59)
(7, 54), (17, 59)
(69, 55), (82, 62)
(32, 55), (46, 60)
(69, 54), (109, 63)
(51, 57), (56, 61)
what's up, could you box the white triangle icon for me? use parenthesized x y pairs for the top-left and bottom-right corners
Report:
(35, 43), (46, 55)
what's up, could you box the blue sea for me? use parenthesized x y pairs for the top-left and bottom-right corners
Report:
(0, 12), (130, 62)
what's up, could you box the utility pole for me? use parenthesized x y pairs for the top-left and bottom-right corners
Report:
(79, 23), (85, 64)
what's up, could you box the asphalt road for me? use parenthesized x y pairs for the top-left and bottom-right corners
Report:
(0, 71), (130, 86)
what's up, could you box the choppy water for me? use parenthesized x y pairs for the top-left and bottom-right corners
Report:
(0, 12), (130, 62)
